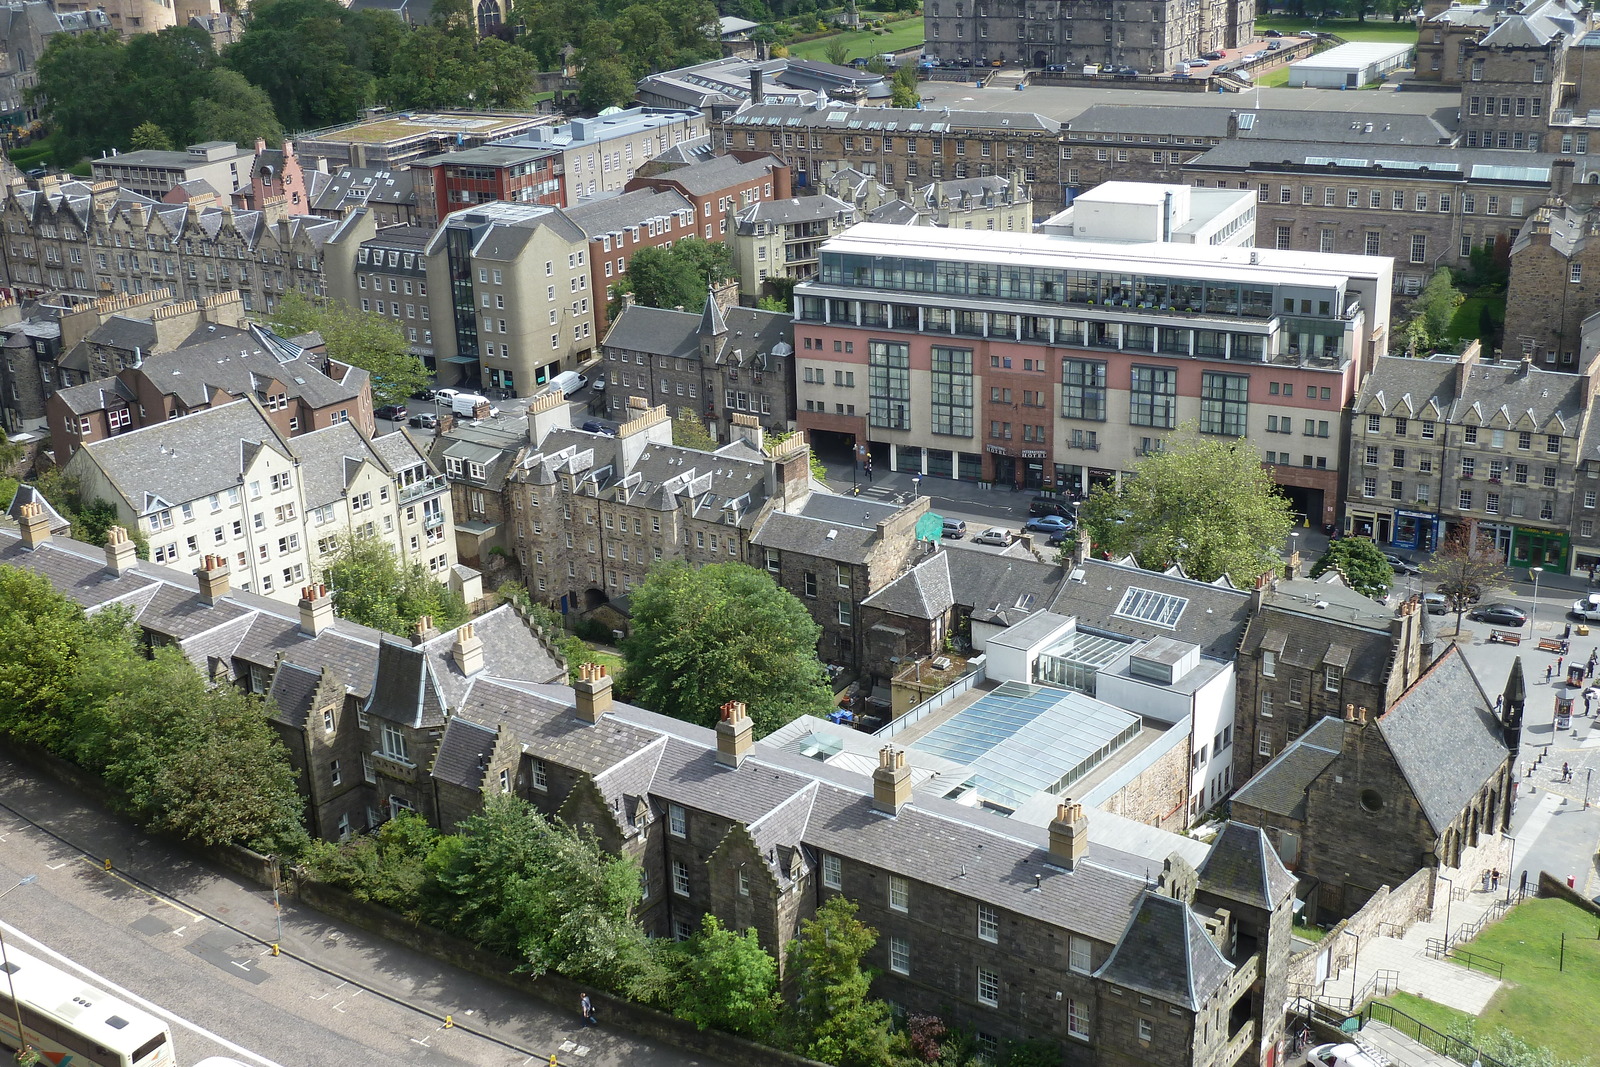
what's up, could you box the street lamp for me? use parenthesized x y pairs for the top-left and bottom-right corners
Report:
(1342, 928), (1360, 1011)
(911, 474), (921, 500)
(1438, 873), (1455, 950)
(1289, 531), (1300, 578)
(0, 874), (39, 1065)
(1530, 566), (1543, 635)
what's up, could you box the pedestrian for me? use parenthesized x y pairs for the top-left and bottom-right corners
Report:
(1590, 561), (1597, 584)
(1558, 655), (1565, 674)
(581, 992), (596, 1027)
(1495, 694), (1504, 712)
(1586, 692), (1593, 716)
(1563, 761), (1572, 781)
(1492, 869), (1500, 891)
(1547, 664), (1554, 682)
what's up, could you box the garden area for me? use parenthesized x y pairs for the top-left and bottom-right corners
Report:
(1254, 17), (1421, 44)
(787, 16), (925, 62)
(1374, 897), (1600, 1067)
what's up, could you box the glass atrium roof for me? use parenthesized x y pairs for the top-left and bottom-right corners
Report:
(912, 680), (1141, 811)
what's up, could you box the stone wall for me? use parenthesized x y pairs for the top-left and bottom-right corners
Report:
(1285, 862), (1435, 995)
(1537, 870), (1600, 917)
(1099, 731), (1190, 831)
(295, 880), (831, 1067)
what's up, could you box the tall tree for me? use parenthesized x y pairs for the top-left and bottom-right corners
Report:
(1310, 537), (1393, 598)
(321, 534), (468, 636)
(625, 239), (732, 313)
(620, 561), (833, 736)
(224, 0), (379, 130)
(130, 122), (174, 151)
(122, 26), (218, 148)
(1079, 431), (1296, 586)
(194, 70), (285, 148)
(31, 31), (131, 164)
(674, 916), (778, 1036)
(785, 897), (899, 1067)
(1421, 519), (1505, 635)
(270, 291), (430, 406)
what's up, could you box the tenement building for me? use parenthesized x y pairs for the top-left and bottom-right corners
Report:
(0, 513), (1297, 1067)
(1503, 197), (1600, 366)
(922, 0), (1256, 74)
(1346, 347), (1599, 569)
(792, 210), (1391, 530)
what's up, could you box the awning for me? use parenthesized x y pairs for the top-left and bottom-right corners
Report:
(442, 355), (478, 364)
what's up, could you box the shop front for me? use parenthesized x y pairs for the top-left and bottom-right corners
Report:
(1391, 509), (1440, 552)
(1345, 507), (1391, 543)
(1512, 527), (1570, 570)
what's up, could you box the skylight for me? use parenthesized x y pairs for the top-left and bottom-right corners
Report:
(1113, 587), (1189, 629)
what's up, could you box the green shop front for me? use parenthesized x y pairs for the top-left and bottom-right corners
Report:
(1511, 526), (1568, 569)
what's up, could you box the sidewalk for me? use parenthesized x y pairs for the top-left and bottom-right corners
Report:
(1331, 888), (1506, 1015)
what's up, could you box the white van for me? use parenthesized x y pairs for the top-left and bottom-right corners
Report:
(544, 370), (589, 397)
(450, 392), (498, 418)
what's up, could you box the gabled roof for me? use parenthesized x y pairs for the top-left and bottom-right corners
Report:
(1049, 558), (1252, 658)
(1230, 716), (1345, 819)
(1095, 891), (1235, 1010)
(861, 550), (954, 620)
(1197, 822), (1297, 912)
(362, 636), (448, 729)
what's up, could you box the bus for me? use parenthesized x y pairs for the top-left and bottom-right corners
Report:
(0, 941), (175, 1067)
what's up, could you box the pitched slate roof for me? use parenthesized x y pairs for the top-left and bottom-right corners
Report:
(860, 550), (954, 619)
(432, 718), (497, 790)
(601, 305), (703, 358)
(267, 661), (324, 730)
(1377, 645), (1508, 834)
(1230, 716), (1345, 820)
(948, 551), (1065, 626)
(1196, 822), (1297, 912)
(1049, 558), (1252, 658)
(1067, 104), (1451, 146)
(1095, 891), (1235, 1010)
(1238, 577), (1398, 688)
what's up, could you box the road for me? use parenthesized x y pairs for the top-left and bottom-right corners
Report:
(0, 754), (731, 1067)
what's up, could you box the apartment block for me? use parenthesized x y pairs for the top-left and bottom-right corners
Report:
(61, 396), (456, 601)
(90, 141), (258, 200)
(731, 194), (858, 296)
(321, 212), (434, 364)
(410, 144), (566, 226)
(294, 110), (555, 170)
(923, 0), (1255, 74)
(793, 205), (1390, 530)
(1503, 197), (1600, 366)
(1346, 349), (1597, 570)
(494, 108), (708, 204)
(624, 152), (789, 242)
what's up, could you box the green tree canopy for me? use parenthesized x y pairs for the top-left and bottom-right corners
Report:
(890, 64), (920, 108)
(224, 0), (384, 130)
(671, 409), (717, 451)
(620, 561), (833, 736)
(321, 534), (468, 636)
(1310, 537), (1393, 598)
(785, 897), (898, 1067)
(674, 916), (778, 1035)
(31, 31), (131, 164)
(1079, 431), (1295, 586)
(270, 291), (429, 406)
(379, 28), (537, 110)
(193, 69), (285, 148)
(130, 122), (174, 151)
(624, 239), (732, 313)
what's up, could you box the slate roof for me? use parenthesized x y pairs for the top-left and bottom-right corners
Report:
(1196, 821), (1297, 912)
(637, 153), (779, 196)
(1454, 358), (1588, 432)
(1377, 645), (1508, 834)
(601, 305), (703, 358)
(5, 483), (70, 533)
(1190, 139), (1575, 181)
(562, 188), (694, 240)
(725, 101), (1055, 135)
(267, 661), (324, 730)
(307, 167), (416, 214)
(1354, 355), (1460, 416)
(54, 378), (136, 416)
(860, 550), (954, 620)
(1230, 716), (1345, 819)
(432, 718), (497, 790)
(1049, 558), (1252, 658)
(1067, 104), (1451, 146)
(737, 194), (855, 229)
(289, 421), (389, 508)
(947, 551), (1065, 626)
(1094, 891), (1235, 1010)
(363, 637), (448, 728)
(1238, 577), (1399, 688)
(752, 511), (877, 564)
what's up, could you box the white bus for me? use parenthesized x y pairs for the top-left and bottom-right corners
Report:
(0, 942), (175, 1067)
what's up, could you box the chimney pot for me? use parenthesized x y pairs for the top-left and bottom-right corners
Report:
(1048, 799), (1089, 868)
(452, 620), (485, 676)
(17, 501), (51, 550)
(299, 583), (335, 636)
(716, 699), (753, 767)
(104, 524), (138, 576)
(195, 554), (231, 605)
(871, 744), (912, 813)
(575, 660), (613, 723)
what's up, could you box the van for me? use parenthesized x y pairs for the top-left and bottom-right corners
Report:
(544, 370), (588, 397)
(450, 392), (498, 418)
(876, 52), (898, 65)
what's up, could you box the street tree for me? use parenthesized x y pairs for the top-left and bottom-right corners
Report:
(619, 561), (834, 736)
(322, 535), (468, 636)
(674, 915), (779, 1036)
(1310, 537), (1393, 598)
(785, 896), (899, 1067)
(891, 65), (920, 108)
(130, 122), (173, 151)
(1078, 431), (1296, 586)
(1421, 518), (1505, 634)
(270, 291), (429, 406)
(624, 240), (732, 313)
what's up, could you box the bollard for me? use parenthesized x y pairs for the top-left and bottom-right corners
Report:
(549, 1056), (559, 1067)
(271, 943), (280, 957)
(443, 1015), (454, 1029)
(104, 857), (112, 871)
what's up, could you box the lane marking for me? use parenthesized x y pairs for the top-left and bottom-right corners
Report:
(0, 920), (285, 1067)
(82, 857), (202, 921)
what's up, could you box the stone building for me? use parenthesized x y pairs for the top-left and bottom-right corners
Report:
(1501, 197), (1600, 366)
(305, 166), (420, 227)
(321, 212), (434, 365)
(1346, 348), (1598, 566)
(623, 152), (789, 242)
(711, 101), (1064, 216)
(1231, 575), (1434, 793)
(1457, 5), (1578, 153)
(90, 142), (258, 201)
(1231, 644), (1514, 922)
(922, 0), (1256, 74)
(600, 297), (796, 440)
(729, 194), (859, 297)
(0, 2), (111, 124)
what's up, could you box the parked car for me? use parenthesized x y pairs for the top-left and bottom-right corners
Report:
(375, 403), (408, 421)
(1435, 580), (1482, 605)
(590, 371), (607, 394)
(974, 527), (1015, 547)
(1383, 552), (1419, 575)
(1469, 603), (1528, 626)
(581, 420), (618, 436)
(1263, 28), (1284, 36)
(1046, 529), (1075, 547)
(1181, 57), (1207, 67)
(1028, 496), (1077, 518)
(1423, 593), (1448, 615)
(942, 518), (967, 539)
(1045, 63), (1070, 72)
(1306, 1044), (1380, 1067)
(1202, 49), (1226, 60)
(1267, 39), (1282, 49)
(1024, 515), (1073, 533)
(1112, 65), (1140, 76)
(1571, 595), (1600, 622)
(432, 387), (460, 404)
(407, 412), (439, 430)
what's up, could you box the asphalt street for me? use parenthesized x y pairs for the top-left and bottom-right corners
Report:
(0, 753), (732, 1067)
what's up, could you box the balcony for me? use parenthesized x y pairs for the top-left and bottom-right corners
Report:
(424, 513), (445, 531)
(399, 474), (447, 504)
(371, 749), (419, 783)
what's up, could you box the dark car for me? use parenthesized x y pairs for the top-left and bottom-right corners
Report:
(1470, 603), (1528, 626)
(1263, 28), (1284, 37)
(1112, 65), (1140, 76)
(375, 403), (408, 421)
(407, 412), (439, 430)
(1384, 552), (1419, 576)
(1202, 49), (1226, 60)
(1436, 580), (1483, 605)
(1045, 63), (1070, 72)
(1025, 515), (1073, 533)
(941, 518), (967, 539)
(1046, 529), (1075, 547)
(581, 420), (618, 436)
(1028, 496), (1077, 518)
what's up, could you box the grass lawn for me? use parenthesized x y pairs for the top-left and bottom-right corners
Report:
(1448, 293), (1505, 348)
(585, 647), (624, 676)
(788, 19), (925, 62)
(1453, 897), (1600, 1063)
(1255, 17), (1419, 44)
(1253, 66), (1292, 88)
(1373, 992), (1473, 1041)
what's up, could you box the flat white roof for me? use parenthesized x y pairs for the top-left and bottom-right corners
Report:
(1291, 40), (1413, 70)
(819, 222), (1387, 287)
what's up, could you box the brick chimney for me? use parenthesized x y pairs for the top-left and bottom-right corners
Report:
(411, 614), (438, 646)
(452, 621), (484, 676)
(195, 554), (230, 605)
(1047, 799), (1089, 869)
(716, 699), (753, 767)
(298, 583), (334, 636)
(104, 525), (138, 576)
(17, 502), (51, 550)
(872, 745), (911, 814)
(575, 661), (613, 723)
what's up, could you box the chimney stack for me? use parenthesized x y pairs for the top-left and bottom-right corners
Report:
(1047, 800), (1089, 869)
(452, 621), (485, 676)
(716, 699), (753, 767)
(575, 661), (613, 723)
(411, 614), (438, 646)
(104, 525), (138, 575)
(299, 583), (335, 636)
(750, 67), (765, 105)
(17, 501), (51, 550)
(195, 554), (230, 605)
(872, 745), (912, 814)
